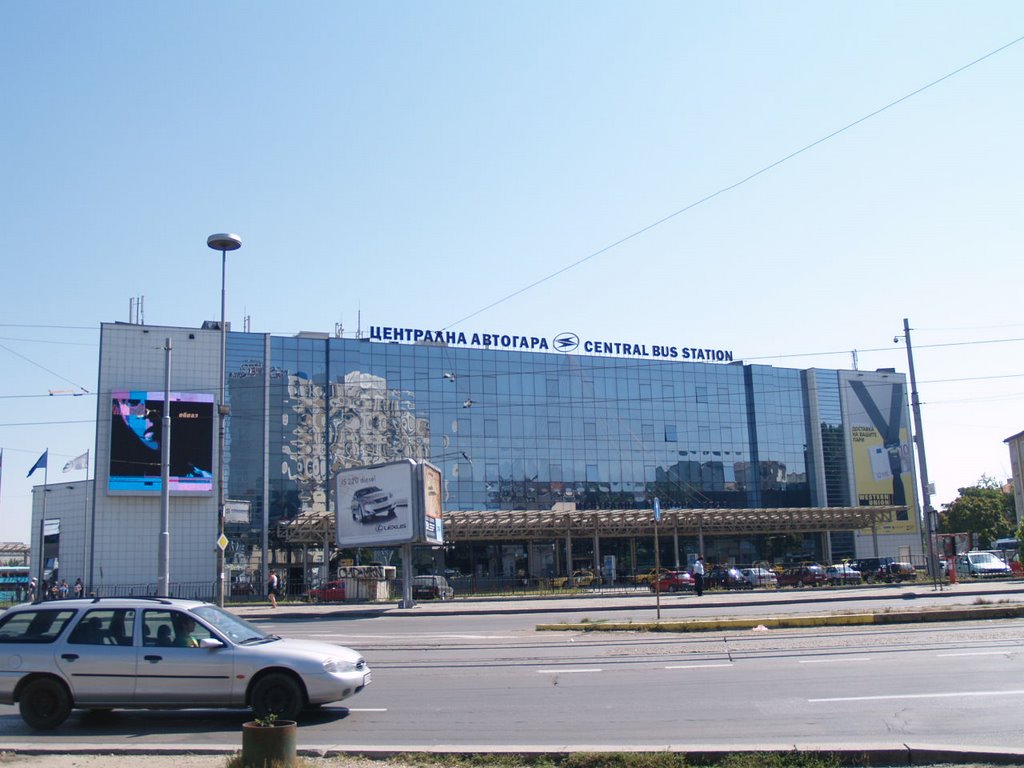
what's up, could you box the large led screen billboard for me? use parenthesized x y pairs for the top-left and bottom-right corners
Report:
(108, 390), (215, 494)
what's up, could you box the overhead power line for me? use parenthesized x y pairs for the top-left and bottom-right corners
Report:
(443, 33), (1024, 331)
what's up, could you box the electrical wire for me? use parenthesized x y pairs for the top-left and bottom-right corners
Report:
(442, 34), (1024, 331)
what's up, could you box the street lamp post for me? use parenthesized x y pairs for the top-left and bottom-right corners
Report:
(207, 233), (242, 607)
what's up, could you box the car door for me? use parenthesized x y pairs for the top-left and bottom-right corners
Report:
(135, 609), (234, 706)
(54, 608), (138, 706)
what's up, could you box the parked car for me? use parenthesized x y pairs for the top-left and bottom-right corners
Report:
(825, 564), (862, 585)
(957, 551), (1013, 578)
(306, 580), (345, 602)
(229, 579), (256, 596)
(632, 568), (670, 585)
(778, 564), (829, 587)
(881, 562), (918, 582)
(412, 574), (454, 600)
(741, 567), (778, 588)
(350, 486), (396, 523)
(848, 557), (895, 583)
(650, 570), (695, 593)
(550, 569), (597, 588)
(705, 566), (752, 590)
(0, 596), (371, 729)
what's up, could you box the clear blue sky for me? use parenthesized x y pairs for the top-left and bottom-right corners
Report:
(2, 2), (1023, 543)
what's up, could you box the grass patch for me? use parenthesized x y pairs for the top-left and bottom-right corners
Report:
(367, 750), (846, 768)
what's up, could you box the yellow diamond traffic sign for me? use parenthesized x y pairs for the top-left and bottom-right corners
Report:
(217, 534), (229, 551)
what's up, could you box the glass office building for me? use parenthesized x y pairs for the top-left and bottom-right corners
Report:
(39, 321), (918, 592)
(220, 329), (921, 575)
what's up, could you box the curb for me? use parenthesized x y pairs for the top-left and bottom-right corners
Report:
(6, 744), (1024, 765)
(536, 603), (1024, 632)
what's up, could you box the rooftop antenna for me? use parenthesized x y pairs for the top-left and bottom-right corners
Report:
(851, 349), (859, 370)
(244, 314), (251, 333)
(128, 296), (145, 325)
(335, 317), (344, 338)
(356, 307), (362, 339)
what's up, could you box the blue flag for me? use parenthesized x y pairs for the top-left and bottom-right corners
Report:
(26, 450), (47, 477)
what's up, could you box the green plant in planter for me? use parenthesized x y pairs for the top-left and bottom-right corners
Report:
(242, 711), (298, 766)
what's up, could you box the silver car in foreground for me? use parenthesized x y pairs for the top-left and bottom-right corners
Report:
(0, 596), (371, 729)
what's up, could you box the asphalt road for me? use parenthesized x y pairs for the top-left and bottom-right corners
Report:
(2, 581), (1023, 757)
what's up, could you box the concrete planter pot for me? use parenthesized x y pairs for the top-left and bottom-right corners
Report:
(241, 719), (297, 766)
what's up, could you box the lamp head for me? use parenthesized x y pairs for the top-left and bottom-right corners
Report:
(207, 233), (242, 252)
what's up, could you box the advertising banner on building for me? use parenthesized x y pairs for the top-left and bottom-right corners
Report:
(840, 372), (918, 535)
(108, 390), (214, 494)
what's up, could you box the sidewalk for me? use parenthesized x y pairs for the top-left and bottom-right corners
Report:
(230, 577), (1024, 626)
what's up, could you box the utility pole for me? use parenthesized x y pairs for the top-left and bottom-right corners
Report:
(900, 318), (940, 585)
(158, 338), (172, 596)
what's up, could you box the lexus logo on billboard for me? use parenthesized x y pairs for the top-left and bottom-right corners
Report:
(553, 332), (579, 352)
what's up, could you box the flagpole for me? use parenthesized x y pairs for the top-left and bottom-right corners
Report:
(82, 451), (90, 591)
(88, 449), (98, 595)
(36, 451), (49, 588)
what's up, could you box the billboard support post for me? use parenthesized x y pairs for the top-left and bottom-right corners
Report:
(399, 543), (413, 608)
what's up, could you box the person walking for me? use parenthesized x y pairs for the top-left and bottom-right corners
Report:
(692, 556), (705, 597)
(267, 569), (279, 608)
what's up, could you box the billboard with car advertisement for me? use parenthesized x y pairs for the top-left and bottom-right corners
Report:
(335, 459), (443, 547)
(839, 371), (918, 535)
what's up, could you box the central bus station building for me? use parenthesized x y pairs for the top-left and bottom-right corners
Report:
(32, 321), (924, 596)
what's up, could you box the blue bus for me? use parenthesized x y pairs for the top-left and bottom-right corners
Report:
(0, 565), (30, 602)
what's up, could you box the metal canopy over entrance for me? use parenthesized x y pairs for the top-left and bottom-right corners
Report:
(275, 506), (904, 546)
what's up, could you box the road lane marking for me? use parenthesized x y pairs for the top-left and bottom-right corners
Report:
(347, 708), (388, 712)
(665, 663), (734, 669)
(798, 657), (871, 664)
(305, 633), (520, 640)
(537, 668), (602, 674)
(936, 651), (1012, 657)
(810, 689), (1024, 703)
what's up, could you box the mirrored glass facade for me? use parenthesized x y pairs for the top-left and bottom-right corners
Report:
(223, 335), (864, 539)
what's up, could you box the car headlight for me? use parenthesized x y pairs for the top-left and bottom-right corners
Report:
(323, 658), (357, 674)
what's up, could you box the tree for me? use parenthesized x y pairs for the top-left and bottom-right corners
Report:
(940, 478), (1015, 548)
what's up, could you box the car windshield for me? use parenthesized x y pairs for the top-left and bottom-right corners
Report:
(192, 605), (275, 645)
(969, 552), (1000, 565)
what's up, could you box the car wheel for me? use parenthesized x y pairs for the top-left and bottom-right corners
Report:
(19, 677), (72, 730)
(251, 672), (305, 722)
(796, 579), (804, 588)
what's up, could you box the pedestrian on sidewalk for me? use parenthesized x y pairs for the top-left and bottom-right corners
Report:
(693, 556), (705, 597)
(267, 569), (279, 608)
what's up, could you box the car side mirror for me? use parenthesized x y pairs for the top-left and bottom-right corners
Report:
(199, 637), (224, 649)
